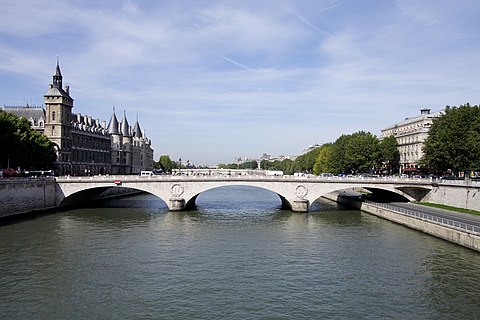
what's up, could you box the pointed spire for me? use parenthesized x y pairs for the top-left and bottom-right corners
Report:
(55, 55), (62, 76)
(121, 110), (131, 137)
(107, 106), (120, 135)
(132, 113), (143, 138)
(53, 57), (63, 88)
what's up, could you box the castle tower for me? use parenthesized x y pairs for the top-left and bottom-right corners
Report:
(107, 107), (123, 174)
(121, 111), (133, 174)
(44, 60), (74, 175)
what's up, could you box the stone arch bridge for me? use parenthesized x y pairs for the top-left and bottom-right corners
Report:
(55, 175), (434, 212)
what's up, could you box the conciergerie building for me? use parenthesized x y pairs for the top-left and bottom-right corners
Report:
(3, 61), (154, 176)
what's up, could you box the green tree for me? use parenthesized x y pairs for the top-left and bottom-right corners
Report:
(328, 134), (351, 174)
(239, 160), (258, 170)
(313, 143), (334, 175)
(423, 104), (480, 173)
(379, 135), (399, 174)
(0, 110), (55, 170)
(260, 159), (270, 170)
(344, 131), (379, 174)
(294, 147), (321, 173)
(156, 155), (174, 173)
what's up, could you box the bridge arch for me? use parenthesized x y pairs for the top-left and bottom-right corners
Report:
(300, 183), (427, 206)
(55, 182), (170, 208)
(182, 184), (290, 211)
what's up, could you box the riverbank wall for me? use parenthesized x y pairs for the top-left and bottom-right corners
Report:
(0, 178), (57, 219)
(0, 179), (142, 220)
(423, 180), (480, 212)
(323, 193), (480, 252)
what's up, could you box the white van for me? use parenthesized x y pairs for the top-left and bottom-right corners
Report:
(140, 171), (155, 177)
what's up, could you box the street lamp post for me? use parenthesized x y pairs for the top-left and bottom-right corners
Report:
(179, 158), (182, 175)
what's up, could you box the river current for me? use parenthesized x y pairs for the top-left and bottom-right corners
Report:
(1, 186), (480, 319)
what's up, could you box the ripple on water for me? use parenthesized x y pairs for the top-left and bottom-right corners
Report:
(1, 189), (480, 319)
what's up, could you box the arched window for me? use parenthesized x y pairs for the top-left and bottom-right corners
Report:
(52, 111), (56, 121)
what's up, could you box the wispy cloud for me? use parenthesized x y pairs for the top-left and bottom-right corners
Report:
(1, 0), (480, 163)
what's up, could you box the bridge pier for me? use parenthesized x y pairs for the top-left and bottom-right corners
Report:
(168, 197), (186, 211)
(291, 199), (309, 213)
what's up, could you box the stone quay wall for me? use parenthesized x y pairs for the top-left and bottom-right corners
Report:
(323, 193), (480, 252)
(0, 178), (57, 218)
(0, 179), (143, 219)
(423, 180), (480, 212)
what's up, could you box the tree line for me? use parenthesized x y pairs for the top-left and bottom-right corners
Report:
(259, 132), (399, 176)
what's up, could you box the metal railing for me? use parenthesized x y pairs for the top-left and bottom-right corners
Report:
(364, 200), (480, 235)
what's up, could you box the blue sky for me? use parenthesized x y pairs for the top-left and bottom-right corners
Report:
(1, 0), (479, 165)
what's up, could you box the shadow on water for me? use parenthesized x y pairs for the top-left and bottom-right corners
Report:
(89, 192), (168, 209)
(61, 193), (169, 226)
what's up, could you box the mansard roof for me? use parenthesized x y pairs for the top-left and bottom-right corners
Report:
(3, 106), (45, 121)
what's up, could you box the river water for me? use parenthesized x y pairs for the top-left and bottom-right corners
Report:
(1, 186), (480, 319)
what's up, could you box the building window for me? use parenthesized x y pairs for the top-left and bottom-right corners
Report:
(52, 126), (55, 136)
(52, 111), (56, 121)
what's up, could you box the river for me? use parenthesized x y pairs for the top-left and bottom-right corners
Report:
(1, 186), (480, 319)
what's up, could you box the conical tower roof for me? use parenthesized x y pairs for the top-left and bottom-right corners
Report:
(55, 60), (62, 77)
(121, 111), (131, 137)
(132, 116), (143, 138)
(107, 108), (120, 135)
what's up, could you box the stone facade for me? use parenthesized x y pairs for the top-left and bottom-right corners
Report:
(2, 62), (154, 175)
(381, 108), (444, 174)
(106, 109), (154, 175)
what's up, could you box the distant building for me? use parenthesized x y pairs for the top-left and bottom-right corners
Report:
(302, 143), (322, 154)
(3, 61), (154, 175)
(381, 108), (444, 174)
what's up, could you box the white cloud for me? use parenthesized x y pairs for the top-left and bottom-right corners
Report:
(1, 0), (480, 163)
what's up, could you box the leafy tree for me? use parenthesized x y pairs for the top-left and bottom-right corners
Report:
(319, 131), (380, 175)
(260, 159), (270, 170)
(239, 160), (258, 170)
(379, 135), (399, 174)
(156, 155), (174, 173)
(217, 163), (238, 169)
(313, 143), (334, 175)
(0, 110), (55, 170)
(344, 131), (379, 174)
(327, 134), (351, 174)
(423, 104), (480, 173)
(295, 147), (321, 173)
